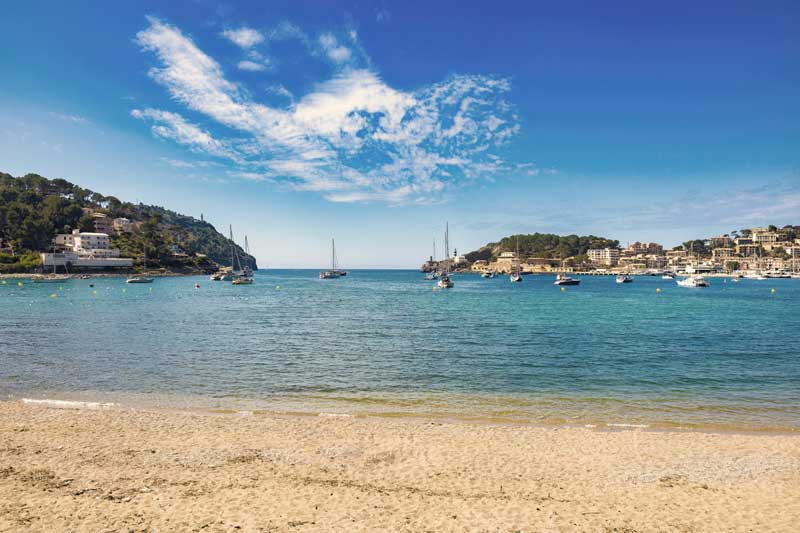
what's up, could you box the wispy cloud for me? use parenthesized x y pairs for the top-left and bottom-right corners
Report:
(132, 17), (521, 203)
(49, 111), (90, 125)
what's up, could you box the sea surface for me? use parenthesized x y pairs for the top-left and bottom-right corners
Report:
(1, 271), (799, 430)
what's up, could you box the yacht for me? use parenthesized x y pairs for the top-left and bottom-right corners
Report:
(616, 275), (633, 284)
(437, 223), (454, 288)
(677, 275), (709, 288)
(232, 274), (253, 285)
(554, 274), (580, 286)
(319, 238), (346, 279)
(744, 273), (768, 280)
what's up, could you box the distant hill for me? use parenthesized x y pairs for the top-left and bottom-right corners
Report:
(465, 233), (620, 263)
(0, 172), (257, 273)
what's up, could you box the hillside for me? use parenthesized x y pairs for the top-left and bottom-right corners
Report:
(0, 172), (257, 273)
(465, 233), (620, 263)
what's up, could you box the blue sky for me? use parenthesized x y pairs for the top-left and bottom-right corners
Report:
(1, 0), (798, 267)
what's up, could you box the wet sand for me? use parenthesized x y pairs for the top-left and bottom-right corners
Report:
(1, 401), (798, 532)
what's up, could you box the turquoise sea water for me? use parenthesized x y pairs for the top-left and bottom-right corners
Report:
(1, 271), (799, 430)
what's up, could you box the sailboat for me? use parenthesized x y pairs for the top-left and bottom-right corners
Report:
(231, 226), (253, 285)
(510, 236), (522, 283)
(320, 238), (346, 279)
(437, 223), (454, 288)
(126, 241), (154, 283)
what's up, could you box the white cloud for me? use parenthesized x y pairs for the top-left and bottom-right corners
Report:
(221, 27), (264, 48)
(132, 17), (521, 203)
(237, 60), (267, 72)
(318, 33), (352, 64)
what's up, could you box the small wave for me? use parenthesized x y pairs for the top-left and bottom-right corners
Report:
(606, 423), (650, 428)
(318, 412), (354, 418)
(22, 398), (118, 410)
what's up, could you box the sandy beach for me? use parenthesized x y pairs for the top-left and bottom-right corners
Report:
(1, 401), (798, 532)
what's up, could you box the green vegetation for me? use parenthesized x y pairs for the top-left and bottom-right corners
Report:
(0, 172), (256, 273)
(465, 233), (619, 263)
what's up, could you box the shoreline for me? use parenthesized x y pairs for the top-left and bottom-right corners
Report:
(9, 393), (800, 435)
(2, 399), (799, 531)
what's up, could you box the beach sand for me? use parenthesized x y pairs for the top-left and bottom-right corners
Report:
(1, 401), (798, 532)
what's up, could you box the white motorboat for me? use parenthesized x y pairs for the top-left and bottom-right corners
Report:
(481, 271), (496, 278)
(554, 274), (580, 286)
(616, 275), (633, 284)
(677, 275), (709, 288)
(661, 273), (676, 280)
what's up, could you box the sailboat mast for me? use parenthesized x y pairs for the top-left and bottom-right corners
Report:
(444, 222), (449, 274)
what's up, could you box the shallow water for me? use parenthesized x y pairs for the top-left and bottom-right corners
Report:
(1, 271), (798, 429)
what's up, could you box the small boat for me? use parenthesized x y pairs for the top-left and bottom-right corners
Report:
(677, 275), (709, 288)
(554, 274), (580, 286)
(424, 271), (438, 280)
(126, 276), (154, 284)
(320, 238), (346, 279)
(744, 273), (768, 280)
(437, 274), (454, 288)
(481, 271), (496, 278)
(661, 273), (676, 280)
(616, 275), (633, 284)
(231, 275), (253, 285)
(79, 274), (91, 280)
(128, 240), (154, 283)
(436, 223), (454, 288)
(509, 237), (522, 283)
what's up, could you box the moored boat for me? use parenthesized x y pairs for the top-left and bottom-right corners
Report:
(616, 275), (633, 284)
(437, 223), (454, 288)
(554, 274), (580, 286)
(677, 275), (709, 288)
(319, 238), (346, 279)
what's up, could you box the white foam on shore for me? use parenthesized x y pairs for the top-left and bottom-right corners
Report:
(22, 398), (118, 410)
(318, 412), (354, 418)
(606, 423), (650, 428)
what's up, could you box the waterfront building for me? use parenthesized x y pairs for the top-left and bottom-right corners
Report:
(588, 248), (620, 266)
(45, 229), (133, 269)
